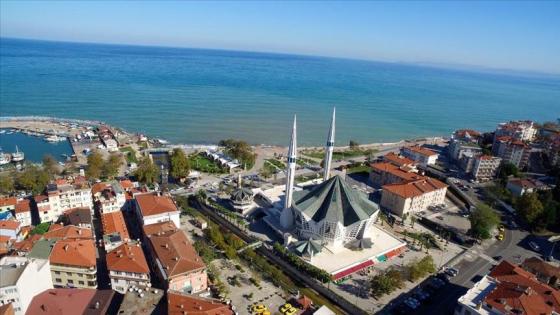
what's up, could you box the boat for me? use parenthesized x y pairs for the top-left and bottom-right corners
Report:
(11, 146), (24, 162)
(0, 148), (11, 165)
(45, 135), (65, 142)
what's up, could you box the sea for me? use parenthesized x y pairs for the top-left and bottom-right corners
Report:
(0, 130), (73, 163)
(1, 38), (559, 146)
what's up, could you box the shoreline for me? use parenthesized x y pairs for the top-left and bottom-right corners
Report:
(0, 116), (448, 151)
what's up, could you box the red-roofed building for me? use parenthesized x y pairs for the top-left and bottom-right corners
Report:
(369, 162), (422, 187)
(506, 178), (549, 197)
(134, 193), (180, 228)
(0, 197), (17, 213)
(25, 288), (114, 315)
(492, 136), (530, 169)
(43, 224), (93, 241)
(167, 291), (232, 315)
(401, 145), (439, 166)
(0, 220), (21, 241)
(100, 212), (129, 251)
(456, 260), (560, 315)
(14, 199), (32, 227)
(49, 239), (97, 289)
(383, 152), (417, 168)
(106, 242), (150, 293)
(381, 178), (447, 217)
(146, 228), (207, 294)
(12, 234), (42, 256)
(0, 235), (12, 256)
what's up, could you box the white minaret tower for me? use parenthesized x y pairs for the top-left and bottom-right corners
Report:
(323, 107), (336, 181)
(280, 115), (297, 229)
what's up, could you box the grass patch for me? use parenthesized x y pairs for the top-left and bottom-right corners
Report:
(30, 222), (51, 235)
(303, 148), (378, 160)
(263, 159), (285, 173)
(346, 165), (371, 174)
(119, 146), (138, 164)
(189, 153), (227, 174)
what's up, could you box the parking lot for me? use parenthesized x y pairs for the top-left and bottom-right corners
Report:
(419, 198), (471, 234)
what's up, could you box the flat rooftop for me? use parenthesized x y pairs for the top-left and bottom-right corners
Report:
(116, 287), (165, 315)
(457, 275), (497, 315)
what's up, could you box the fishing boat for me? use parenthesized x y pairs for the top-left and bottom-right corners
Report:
(0, 148), (11, 165)
(45, 135), (65, 142)
(11, 145), (24, 162)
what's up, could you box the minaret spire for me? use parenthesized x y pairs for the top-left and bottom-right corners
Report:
(323, 107), (336, 181)
(281, 115), (297, 229)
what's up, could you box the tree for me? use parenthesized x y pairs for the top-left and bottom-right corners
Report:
(370, 268), (403, 298)
(170, 148), (190, 181)
(219, 139), (256, 169)
(16, 166), (49, 195)
(86, 150), (104, 179)
(134, 156), (159, 184)
(0, 174), (15, 195)
(103, 153), (122, 179)
(469, 203), (500, 239)
(349, 140), (360, 150)
(42, 154), (59, 178)
(498, 162), (519, 183)
(516, 192), (544, 225)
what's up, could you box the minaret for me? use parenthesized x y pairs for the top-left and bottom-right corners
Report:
(323, 107), (336, 181)
(280, 115), (297, 229)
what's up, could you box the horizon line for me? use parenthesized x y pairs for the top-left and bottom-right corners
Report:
(2, 36), (560, 78)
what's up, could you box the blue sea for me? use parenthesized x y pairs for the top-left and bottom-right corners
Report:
(0, 130), (74, 163)
(1, 38), (559, 146)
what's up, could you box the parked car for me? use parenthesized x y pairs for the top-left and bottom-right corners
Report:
(529, 241), (540, 252)
(445, 267), (459, 277)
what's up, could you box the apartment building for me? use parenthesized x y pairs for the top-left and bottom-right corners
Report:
(60, 207), (93, 229)
(135, 193), (180, 228)
(506, 178), (548, 197)
(92, 181), (126, 214)
(0, 221), (21, 242)
(13, 200), (31, 228)
(42, 224), (93, 241)
(101, 211), (130, 252)
(106, 242), (150, 293)
(0, 256), (53, 315)
(494, 120), (537, 142)
(146, 228), (207, 293)
(33, 195), (52, 223)
(0, 197), (16, 214)
(381, 177), (448, 217)
(26, 288), (115, 315)
(382, 152), (417, 168)
(492, 136), (531, 169)
(400, 145), (439, 166)
(46, 178), (93, 219)
(49, 239), (97, 289)
(471, 155), (501, 182)
(369, 162), (422, 187)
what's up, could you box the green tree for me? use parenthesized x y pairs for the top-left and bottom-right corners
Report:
(103, 153), (122, 179)
(370, 268), (403, 298)
(170, 148), (191, 181)
(42, 154), (59, 178)
(517, 192), (544, 225)
(219, 139), (256, 169)
(498, 162), (519, 184)
(134, 156), (160, 184)
(0, 174), (15, 195)
(469, 203), (500, 239)
(16, 166), (49, 194)
(86, 150), (104, 179)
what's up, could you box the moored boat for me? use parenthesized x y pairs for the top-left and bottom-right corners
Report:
(11, 145), (24, 162)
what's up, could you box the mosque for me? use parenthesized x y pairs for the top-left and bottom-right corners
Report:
(261, 109), (406, 281)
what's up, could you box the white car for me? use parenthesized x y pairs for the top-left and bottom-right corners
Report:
(445, 267), (459, 277)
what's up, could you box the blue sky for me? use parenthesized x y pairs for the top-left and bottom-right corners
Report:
(1, 1), (559, 74)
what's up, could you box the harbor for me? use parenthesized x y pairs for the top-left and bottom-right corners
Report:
(0, 129), (74, 164)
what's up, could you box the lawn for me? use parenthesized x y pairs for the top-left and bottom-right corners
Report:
(189, 153), (227, 174)
(119, 146), (138, 164)
(30, 222), (51, 235)
(346, 165), (371, 174)
(263, 159), (285, 173)
(303, 148), (378, 160)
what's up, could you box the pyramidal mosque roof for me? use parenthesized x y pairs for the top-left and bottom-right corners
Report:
(292, 175), (378, 226)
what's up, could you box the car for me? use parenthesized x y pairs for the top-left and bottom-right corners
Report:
(498, 225), (505, 232)
(529, 241), (540, 252)
(280, 304), (292, 313)
(497, 234), (504, 241)
(445, 267), (459, 277)
(545, 255), (555, 262)
(252, 304), (266, 313)
(413, 289), (430, 301)
(285, 308), (297, 315)
(436, 216), (444, 220)
(429, 277), (446, 288)
(437, 273), (451, 283)
(403, 297), (420, 309)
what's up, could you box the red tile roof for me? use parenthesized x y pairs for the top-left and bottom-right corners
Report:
(383, 152), (416, 167)
(26, 288), (114, 315)
(508, 178), (544, 190)
(0, 197), (17, 208)
(143, 221), (178, 237)
(43, 225), (93, 240)
(34, 194), (49, 203)
(403, 145), (438, 157)
(15, 199), (31, 214)
(101, 212), (129, 240)
(167, 291), (233, 315)
(383, 177), (447, 199)
(454, 129), (481, 138)
(50, 239), (96, 268)
(486, 261), (560, 315)
(12, 234), (42, 253)
(148, 229), (205, 277)
(370, 162), (422, 182)
(135, 193), (178, 217)
(106, 243), (149, 274)
(0, 220), (20, 231)
(119, 180), (134, 190)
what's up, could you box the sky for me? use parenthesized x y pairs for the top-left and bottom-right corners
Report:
(1, 1), (559, 74)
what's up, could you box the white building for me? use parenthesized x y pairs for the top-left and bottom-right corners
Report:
(506, 178), (548, 197)
(0, 220), (21, 241)
(46, 178), (93, 221)
(106, 243), (151, 293)
(381, 177), (448, 217)
(494, 120), (537, 142)
(14, 200), (32, 227)
(400, 146), (439, 166)
(0, 256), (54, 315)
(92, 181), (126, 214)
(471, 155), (501, 182)
(0, 197), (17, 214)
(134, 193), (180, 228)
(103, 138), (118, 152)
(493, 137), (530, 169)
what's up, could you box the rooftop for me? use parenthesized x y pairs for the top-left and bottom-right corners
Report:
(116, 287), (165, 315)
(50, 239), (96, 268)
(382, 177), (447, 199)
(383, 152), (416, 167)
(522, 257), (560, 279)
(402, 145), (438, 157)
(26, 288), (115, 315)
(143, 221), (177, 237)
(43, 224), (93, 240)
(28, 239), (57, 260)
(62, 207), (92, 226)
(508, 178), (545, 189)
(0, 262), (26, 287)
(135, 193), (178, 217)
(167, 291), (233, 315)
(101, 211), (129, 240)
(148, 229), (205, 277)
(0, 220), (20, 231)
(0, 197), (17, 208)
(15, 199), (31, 214)
(370, 162), (422, 182)
(106, 243), (149, 274)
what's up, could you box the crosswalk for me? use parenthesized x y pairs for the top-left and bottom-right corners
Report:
(462, 244), (497, 263)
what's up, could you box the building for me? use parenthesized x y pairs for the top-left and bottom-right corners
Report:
(49, 239), (97, 289)
(0, 198), (16, 214)
(43, 224), (93, 241)
(455, 260), (560, 315)
(494, 120), (537, 142)
(0, 221), (21, 242)
(471, 155), (501, 182)
(146, 228), (207, 294)
(116, 287), (164, 315)
(382, 152), (417, 168)
(0, 303), (14, 315)
(92, 182), (126, 214)
(0, 256), (53, 315)
(522, 257), (560, 289)
(167, 291), (233, 315)
(381, 177), (447, 217)
(60, 207), (93, 229)
(369, 162), (422, 187)
(11, 235), (41, 257)
(400, 145), (438, 166)
(100, 211), (130, 251)
(134, 193), (180, 228)
(33, 195), (52, 223)
(506, 178), (548, 197)
(25, 288), (115, 315)
(493, 136), (531, 169)
(46, 178), (93, 220)
(106, 243), (150, 293)
(230, 187), (255, 215)
(448, 129), (482, 162)
(0, 236), (11, 257)
(13, 200), (31, 228)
